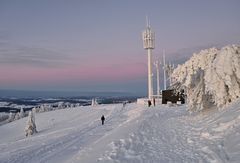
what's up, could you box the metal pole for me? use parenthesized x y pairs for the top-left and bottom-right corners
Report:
(154, 60), (160, 96)
(163, 50), (167, 90)
(148, 49), (153, 99)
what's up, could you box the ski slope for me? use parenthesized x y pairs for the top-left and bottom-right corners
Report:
(0, 101), (240, 163)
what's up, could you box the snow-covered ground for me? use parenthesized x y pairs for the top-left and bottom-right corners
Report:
(0, 101), (240, 163)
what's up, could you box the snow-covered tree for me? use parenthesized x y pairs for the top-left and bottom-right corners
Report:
(0, 113), (8, 122)
(19, 108), (25, 118)
(39, 104), (48, 112)
(91, 98), (98, 106)
(14, 112), (20, 120)
(25, 111), (37, 137)
(172, 45), (240, 112)
(32, 108), (36, 122)
(7, 112), (15, 122)
(58, 102), (65, 109)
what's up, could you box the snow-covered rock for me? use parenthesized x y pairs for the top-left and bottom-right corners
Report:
(172, 45), (240, 112)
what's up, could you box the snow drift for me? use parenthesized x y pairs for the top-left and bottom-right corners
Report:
(172, 45), (240, 112)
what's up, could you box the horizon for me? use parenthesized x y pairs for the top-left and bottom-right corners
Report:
(0, 89), (144, 98)
(0, 0), (240, 94)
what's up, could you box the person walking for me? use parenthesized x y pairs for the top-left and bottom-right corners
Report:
(148, 100), (151, 107)
(101, 115), (105, 125)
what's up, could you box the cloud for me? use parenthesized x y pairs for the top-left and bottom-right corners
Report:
(0, 42), (70, 67)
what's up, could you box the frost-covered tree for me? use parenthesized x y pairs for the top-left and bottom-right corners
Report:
(35, 106), (41, 113)
(14, 112), (20, 120)
(19, 108), (25, 118)
(172, 45), (240, 112)
(91, 98), (98, 106)
(39, 105), (47, 112)
(58, 102), (65, 109)
(7, 112), (15, 122)
(25, 111), (37, 137)
(0, 113), (9, 122)
(32, 108), (36, 122)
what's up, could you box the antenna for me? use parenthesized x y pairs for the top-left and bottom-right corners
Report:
(154, 59), (161, 96)
(146, 15), (150, 28)
(148, 18), (150, 28)
(146, 15), (148, 27)
(142, 17), (155, 100)
(163, 49), (167, 90)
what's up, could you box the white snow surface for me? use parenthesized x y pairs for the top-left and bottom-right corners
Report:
(172, 45), (240, 112)
(0, 101), (240, 163)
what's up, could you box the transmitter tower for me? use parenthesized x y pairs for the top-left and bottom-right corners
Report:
(142, 18), (155, 100)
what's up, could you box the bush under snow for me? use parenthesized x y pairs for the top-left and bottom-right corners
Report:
(172, 45), (240, 112)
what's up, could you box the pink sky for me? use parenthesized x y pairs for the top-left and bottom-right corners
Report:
(0, 61), (146, 87)
(0, 0), (239, 93)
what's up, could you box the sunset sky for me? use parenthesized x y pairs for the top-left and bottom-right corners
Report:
(0, 0), (240, 94)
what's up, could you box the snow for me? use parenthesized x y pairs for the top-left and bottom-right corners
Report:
(0, 101), (240, 163)
(0, 112), (8, 124)
(0, 102), (10, 106)
(172, 45), (240, 112)
(25, 111), (37, 137)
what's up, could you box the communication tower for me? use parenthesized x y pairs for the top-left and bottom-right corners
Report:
(142, 17), (155, 100)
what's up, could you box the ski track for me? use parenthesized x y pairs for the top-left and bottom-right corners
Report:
(1, 102), (239, 163)
(100, 106), (231, 163)
(0, 104), (130, 163)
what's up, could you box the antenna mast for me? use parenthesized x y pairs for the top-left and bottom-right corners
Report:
(142, 17), (155, 100)
(154, 60), (161, 96)
(163, 50), (167, 90)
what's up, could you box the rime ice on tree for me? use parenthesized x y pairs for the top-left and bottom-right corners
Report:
(7, 112), (15, 122)
(25, 111), (37, 137)
(91, 98), (98, 106)
(172, 45), (240, 112)
(19, 107), (25, 119)
(14, 112), (20, 120)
